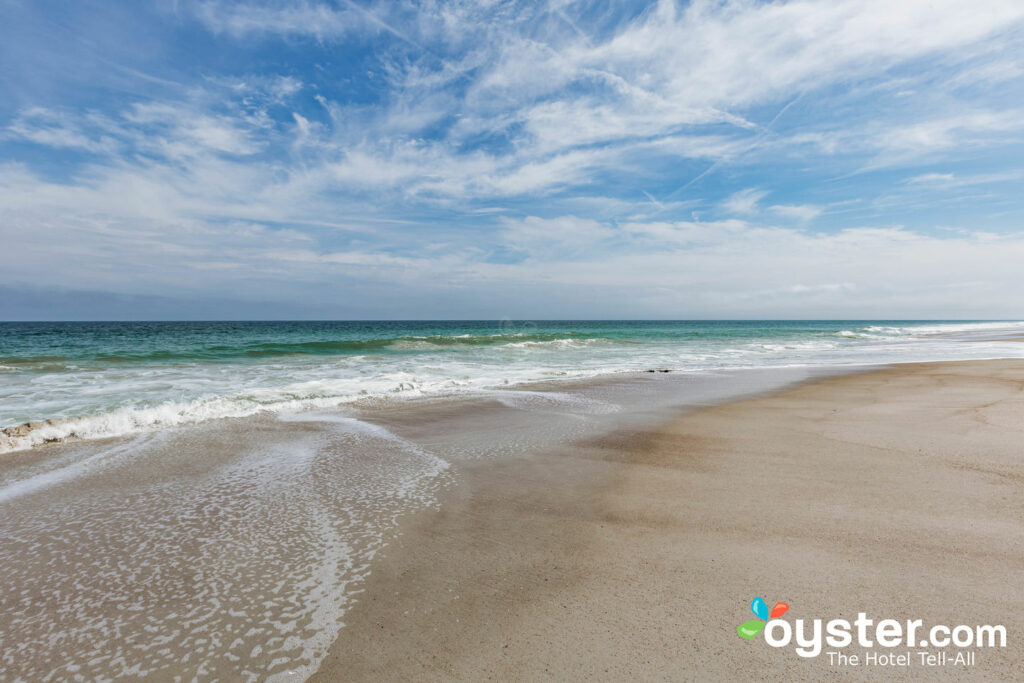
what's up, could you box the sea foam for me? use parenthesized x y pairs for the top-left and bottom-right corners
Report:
(3, 320), (1024, 454)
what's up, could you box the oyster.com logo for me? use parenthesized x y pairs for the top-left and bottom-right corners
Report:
(737, 596), (788, 640)
(734, 595), (1006, 667)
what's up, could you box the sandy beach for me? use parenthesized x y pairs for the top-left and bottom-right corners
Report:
(8, 0), (1024, 677)
(2, 357), (1022, 680)
(312, 359), (1024, 680)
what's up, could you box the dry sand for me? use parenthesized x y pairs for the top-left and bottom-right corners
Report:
(311, 360), (1024, 680)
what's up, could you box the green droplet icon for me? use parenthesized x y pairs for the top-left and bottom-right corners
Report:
(737, 619), (765, 639)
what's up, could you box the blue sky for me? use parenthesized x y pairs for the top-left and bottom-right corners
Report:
(2, 0), (1024, 319)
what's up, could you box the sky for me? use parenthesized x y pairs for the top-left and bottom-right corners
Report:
(2, 0), (1024, 320)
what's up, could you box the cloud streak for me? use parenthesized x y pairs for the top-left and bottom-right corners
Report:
(2, 0), (1024, 317)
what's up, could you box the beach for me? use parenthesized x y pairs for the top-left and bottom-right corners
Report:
(8, 0), (1024, 677)
(312, 359), (1024, 680)
(2, 334), (1023, 679)
(6, 0), (1024, 676)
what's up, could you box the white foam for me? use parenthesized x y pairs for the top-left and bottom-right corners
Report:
(0, 435), (148, 504)
(500, 337), (613, 349)
(865, 321), (1024, 336)
(0, 411), (453, 681)
(3, 322), (1024, 455)
(484, 389), (620, 415)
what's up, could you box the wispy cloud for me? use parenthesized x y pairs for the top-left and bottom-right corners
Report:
(2, 0), (1024, 316)
(194, 1), (360, 39)
(904, 170), (1024, 187)
(770, 204), (824, 222)
(722, 189), (768, 215)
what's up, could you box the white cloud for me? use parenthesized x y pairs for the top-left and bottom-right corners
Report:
(622, 219), (750, 246)
(5, 157), (1024, 316)
(195, 1), (358, 39)
(500, 215), (616, 255)
(6, 108), (119, 153)
(4, 0), (1024, 316)
(180, 0), (1024, 193)
(770, 204), (823, 222)
(904, 170), (1024, 187)
(442, 0), (1024, 162)
(906, 172), (957, 185)
(473, 218), (1024, 317)
(722, 188), (767, 215)
(10, 0), (1020, 217)
(872, 109), (1024, 158)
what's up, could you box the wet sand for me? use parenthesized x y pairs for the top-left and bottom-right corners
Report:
(312, 360), (1024, 680)
(1, 368), (820, 681)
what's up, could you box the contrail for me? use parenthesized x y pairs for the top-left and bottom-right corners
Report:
(339, 0), (426, 52)
(666, 92), (805, 200)
(642, 189), (665, 209)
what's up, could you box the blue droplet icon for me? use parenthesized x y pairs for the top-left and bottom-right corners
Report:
(751, 596), (770, 620)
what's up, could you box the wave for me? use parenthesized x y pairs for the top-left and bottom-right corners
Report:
(831, 329), (900, 340)
(863, 321), (1024, 336)
(829, 321), (1024, 340)
(0, 355), (76, 372)
(0, 333), (616, 366)
(0, 363), (634, 454)
(500, 337), (615, 350)
(0, 393), (363, 455)
(235, 333), (616, 356)
(5, 321), (1024, 454)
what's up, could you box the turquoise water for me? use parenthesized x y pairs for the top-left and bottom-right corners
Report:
(2, 319), (1023, 451)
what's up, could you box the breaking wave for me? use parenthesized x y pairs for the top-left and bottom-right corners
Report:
(4, 319), (1024, 454)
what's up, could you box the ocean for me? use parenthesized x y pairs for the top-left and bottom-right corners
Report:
(3, 319), (1024, 453)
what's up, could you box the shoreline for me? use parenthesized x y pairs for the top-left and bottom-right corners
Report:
(4, 318), (1024, 457)
(311, 359), (1024, 680)
(0, 363), (852, 456)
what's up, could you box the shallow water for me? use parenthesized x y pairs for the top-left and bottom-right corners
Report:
(3, 320), (1024, 453)
(0, 414), (447, 681)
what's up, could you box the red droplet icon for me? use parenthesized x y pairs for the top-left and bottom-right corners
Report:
(770, 602), (789, 618)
